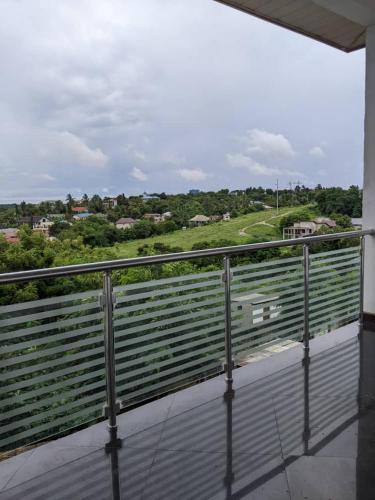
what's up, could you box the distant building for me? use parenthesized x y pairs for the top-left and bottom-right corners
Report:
(283, 218), (336, 239)
(73, 213), (93, 221)
(116, 218), (136, 230)
(263, 204), (273, 210)
(71, 207), (88, 214)
(0, 228), (19, 244)
(210, 215), (222, 222)
(19, 216), (43, 228)
(144, 213), (163, 223)
(34, 217), (53, 229)
(223, 212), (231, 221)
(189, 215), (210, 226)
(142, 192), (160, 201)
(103, 197), (118, 209)
(189, 189), (201, 195)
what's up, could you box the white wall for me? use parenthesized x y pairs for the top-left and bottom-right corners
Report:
(363, 25), (375, 314)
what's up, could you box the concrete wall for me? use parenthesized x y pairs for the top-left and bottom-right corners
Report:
(363, 25), (375, 314)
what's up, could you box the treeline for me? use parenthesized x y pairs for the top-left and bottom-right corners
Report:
(0, 184), (362, 229)
(51, 217), (179, 247)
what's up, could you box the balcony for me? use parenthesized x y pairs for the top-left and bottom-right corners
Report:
(0, 230), (374, 499)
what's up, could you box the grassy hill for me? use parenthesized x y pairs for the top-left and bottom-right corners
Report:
(114, 206), (309, 258)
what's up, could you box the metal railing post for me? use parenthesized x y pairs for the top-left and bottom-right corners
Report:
(302, 244), (311, 454)
(358, 236), (365, 410)
(223, 256), (234, 387)
(101, 271), (120, 440)
(359, 236), (365, 336)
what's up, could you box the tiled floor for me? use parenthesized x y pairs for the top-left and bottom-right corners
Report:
(1, 323), (375, 499)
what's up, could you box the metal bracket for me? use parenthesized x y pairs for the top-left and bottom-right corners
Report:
(221, 271), (233, 284)
(99, 292), (117, 311)
(224, 388), (235, 401)
(102, 400), (121, 418)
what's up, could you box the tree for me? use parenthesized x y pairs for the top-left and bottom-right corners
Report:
(88, 194), (104, 213)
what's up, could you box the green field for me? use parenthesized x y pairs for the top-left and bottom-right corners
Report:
(114, 206), (304, 258)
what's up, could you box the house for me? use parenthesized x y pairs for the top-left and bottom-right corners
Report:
(19, 216), (43, 228)
(144, 213), (163, 223)
(283, 218), (337, 240)
(189, 189), (201, 195)
(116, 218), (136, 230)
(34, 217), (53, 229)
(0, 228), (19, 244)
(189, 215), (210, 226)
(223, 212), (231, 221)
(71, 207), (88, 214)
(103, 197), (118, 209)
(313, 217), (337, 229)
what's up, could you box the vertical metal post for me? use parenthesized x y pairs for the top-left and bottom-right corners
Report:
(358, 236), (365, 410)
(102, 271), (119, 435)
(359, 236), (365, 336)
(224, 385), (234, 498)
(302, 244), (310, 454)
(303, 244), (310, 352)
(223, 256), (233, 386)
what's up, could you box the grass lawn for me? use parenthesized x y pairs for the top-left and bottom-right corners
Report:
(114, 206), (307, 258)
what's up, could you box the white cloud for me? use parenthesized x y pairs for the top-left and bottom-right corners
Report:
(240, 129), (296, 159)
(39, 173), (56, 182)
(226, 153), (305, 178)
(131, 166), (148, 181)
(309, 146), (326, 158)
(176, 168), (208, 182)
(226, 153), (281, 176)
(162, 153), (187, 166)
(49, 131), (109, 168)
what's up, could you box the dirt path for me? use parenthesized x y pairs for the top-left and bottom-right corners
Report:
(239, 211), (292, 237)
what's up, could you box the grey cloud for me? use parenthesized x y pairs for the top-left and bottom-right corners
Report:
(0, 0), (365, 201)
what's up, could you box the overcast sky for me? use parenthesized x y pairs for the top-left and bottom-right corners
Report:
(0, 0), (366, 202)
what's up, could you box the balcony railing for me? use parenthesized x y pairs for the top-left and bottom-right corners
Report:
(0, 230), (372, 452)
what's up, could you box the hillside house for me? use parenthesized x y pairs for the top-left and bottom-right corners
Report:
(144, 213), (163, 223)
(103, 197), (118, 209)
(190, 215), (210, 226)
(283, 218), (337, 239)
(116, 218), (136, 230)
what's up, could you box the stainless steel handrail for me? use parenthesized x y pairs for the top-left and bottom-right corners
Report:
(0, 229), (372, 284)
(0, 228), (370, 448)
